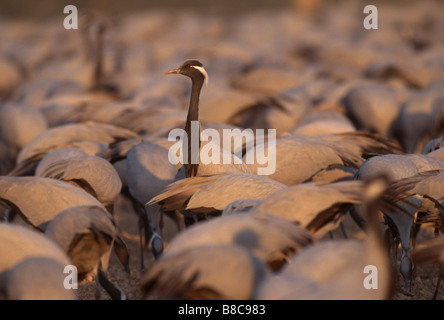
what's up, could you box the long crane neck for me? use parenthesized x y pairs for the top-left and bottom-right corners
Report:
(184, 77), (204, 177)
(362, 187), (392, 297)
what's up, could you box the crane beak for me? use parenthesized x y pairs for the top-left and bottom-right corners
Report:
(165, 68), (180, 75)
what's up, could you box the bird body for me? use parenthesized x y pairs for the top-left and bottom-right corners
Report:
(357, 156), (444, 291)
(142, 244), (269, 300)
(392, 170), (444, 207)
(358, 154), (444, 181)
(0, 257), (77, 300)
(395, 81), (444, 153)
(256, 177), (398, 300)
(162, 212), (313, 270)
(0, 223), (71, 273)
(126, 140), (178, 259)
(35, 148), (122, 211)
(148, 172), (286, 215)
(256, 239), (391, 299)
(0, 224), (75, 298)
(126, 141), (178, 207)
(291, 111), (356, 136)
(248, 180), (374, 238)
(0, 103), (48, 151)
(44, 205), (129, 301)
(16, 121), (138, 165)
(343, 83), (400, 137)
(0, 103), (48, 173)
(427, 148), (444, 162)
(245, 135), (362, 185)
(45, 205), (126, 275)
(0, 176), (105, 229)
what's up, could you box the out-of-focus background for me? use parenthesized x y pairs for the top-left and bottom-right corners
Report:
(2, 0), (293, 18)
(0, 0), (432, 18)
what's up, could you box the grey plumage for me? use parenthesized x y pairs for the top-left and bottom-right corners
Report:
(162, 212), (313, 270)
(255, 176), (399, 300)
(246, 179), (382, 239)
(0, 223), (75, 300)
(45, 205), (129, 299)
(35, 148), (122, 211)
(141, 244), (269, 299)
(0, 176), (106, 230)
(8, 121), (138, 176)
(148, 172), (286, 215)
(1, 257), (76, 300)
(0, 223), (71, 273)
(357, 155), (444, 292)
(126, 140), (178, 261)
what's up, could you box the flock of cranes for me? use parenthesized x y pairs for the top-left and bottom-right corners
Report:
(1, 2), (444, 300)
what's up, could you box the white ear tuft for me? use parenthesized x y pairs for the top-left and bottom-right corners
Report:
(191, 65), (209, 85)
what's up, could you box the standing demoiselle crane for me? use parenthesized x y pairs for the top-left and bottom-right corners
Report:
(164, 60), (251, 178)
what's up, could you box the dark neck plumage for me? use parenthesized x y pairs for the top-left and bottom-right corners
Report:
(184, 77), (204, 177)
